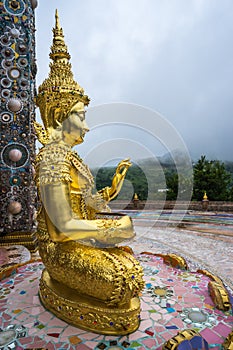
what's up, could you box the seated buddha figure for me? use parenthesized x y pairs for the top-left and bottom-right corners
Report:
(34, 10), (144, 335)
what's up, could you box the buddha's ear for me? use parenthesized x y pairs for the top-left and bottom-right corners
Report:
(53, 107), (61, 126)
(62, 116), (72, 134)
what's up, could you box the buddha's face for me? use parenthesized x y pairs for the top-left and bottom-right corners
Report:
(62, 102), (89, 146)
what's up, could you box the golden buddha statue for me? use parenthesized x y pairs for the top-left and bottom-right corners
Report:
(34, 10), (144, 335)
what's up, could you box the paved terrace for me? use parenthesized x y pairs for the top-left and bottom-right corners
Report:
(128, 210), (233, 291)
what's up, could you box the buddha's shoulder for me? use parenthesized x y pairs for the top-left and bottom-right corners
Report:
(35, 143), (73, 184)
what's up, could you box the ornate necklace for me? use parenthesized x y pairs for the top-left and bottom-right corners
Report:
(70, 151), (94, 187)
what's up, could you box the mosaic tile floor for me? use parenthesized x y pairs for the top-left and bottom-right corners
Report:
(0, 256), (233, 349)
(0, 211), (233, 349)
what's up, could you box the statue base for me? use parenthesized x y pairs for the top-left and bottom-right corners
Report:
(39, 269), (141, 335)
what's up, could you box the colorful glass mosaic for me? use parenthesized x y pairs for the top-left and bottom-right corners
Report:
(0, 252), (232, 349)
(0, 0), (37, 250)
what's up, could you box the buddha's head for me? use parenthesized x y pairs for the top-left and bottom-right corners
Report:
(36, 10), (90, 141)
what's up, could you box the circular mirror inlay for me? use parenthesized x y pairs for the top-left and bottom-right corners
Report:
(1, 47), (14, 59)
(17, 57), (28, 68)
(8, 200), (22, 215)
(20, 79), (28, 89)
(7, 97), (23, 113)
(2, 59), (13, 69)
(0, 112), (13, 123)
(0, 35), (12, 46)
(1, 143), (29, 168)
(1, 89), (11, 98)
(3, 0), (26, 16)
(8, 68), (20, 79)
(1, 77), (11, 88)
(9, 149), (22, 162)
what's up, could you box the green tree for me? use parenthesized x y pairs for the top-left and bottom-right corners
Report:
(166, 171), (193, 201)
(166, 172), (178, 200)
(193, 155), (232, 201)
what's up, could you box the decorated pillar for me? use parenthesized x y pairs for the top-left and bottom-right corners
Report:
(0, 0), (38, 251)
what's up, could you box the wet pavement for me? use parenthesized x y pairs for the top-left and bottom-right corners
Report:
(130, 210), (233, 290)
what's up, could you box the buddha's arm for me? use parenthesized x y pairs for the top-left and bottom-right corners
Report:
(40, 182), (134, 244)
(98, 159), (131, 202)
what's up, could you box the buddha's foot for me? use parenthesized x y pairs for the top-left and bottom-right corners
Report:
(39, 269), (141, 335)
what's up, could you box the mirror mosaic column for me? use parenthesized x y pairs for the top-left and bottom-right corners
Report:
(0, 0), (38, 251)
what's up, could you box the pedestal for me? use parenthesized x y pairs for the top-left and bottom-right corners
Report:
(39, 269), (141, 335)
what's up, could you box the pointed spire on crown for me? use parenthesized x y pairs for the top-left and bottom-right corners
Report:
(55, 8), (60, 28)
(50, 9), (70, 61)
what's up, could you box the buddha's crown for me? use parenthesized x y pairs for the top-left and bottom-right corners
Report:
(36, 9), (90, 129)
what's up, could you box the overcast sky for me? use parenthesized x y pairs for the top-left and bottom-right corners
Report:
(35, 0), (233, 163)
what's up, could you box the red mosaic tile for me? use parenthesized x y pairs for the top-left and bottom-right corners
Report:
(46, 342), (56, 350)
(145, 329), (154, 336)
(2, 312), (11, 320)
(212, 322), (232, 337)
(161, 331), (175, 341)
(18, 336), (36, 345)
(200, 328), (224, 344)
(47, 333), (60, 338)
(154, 326), (165, 332)
(142, 339), (157, 349)
(29, 341), (47, 348)
(75, 345), (92, 350)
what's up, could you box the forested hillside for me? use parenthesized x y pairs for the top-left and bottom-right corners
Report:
(92, 157), (233, 201)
